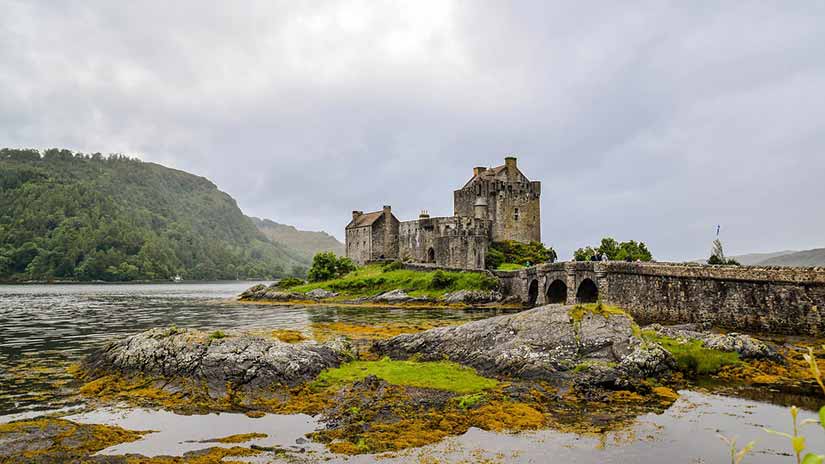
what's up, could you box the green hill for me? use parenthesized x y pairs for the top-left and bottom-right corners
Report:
(250, 217), (344, 261)
(0, 148), (309, 282)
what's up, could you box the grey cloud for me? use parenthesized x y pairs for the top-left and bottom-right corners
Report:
(2, 1), (824, 260)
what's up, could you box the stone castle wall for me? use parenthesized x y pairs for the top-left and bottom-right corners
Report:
(345, 226), (372, 265)
(398, 216), (491, 270)
(496, 262), (825, 335)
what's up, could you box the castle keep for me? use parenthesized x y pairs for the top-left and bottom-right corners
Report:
(346, 157), (541, 269)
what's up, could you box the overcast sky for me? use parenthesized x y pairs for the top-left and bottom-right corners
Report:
(2, 1), (824, 261)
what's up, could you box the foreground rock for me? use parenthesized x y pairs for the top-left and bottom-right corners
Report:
(373, 304), (673, 387)
(443, 290), (503, 304)
(644, 323), (781, 361)
(83, 328), (351, 395)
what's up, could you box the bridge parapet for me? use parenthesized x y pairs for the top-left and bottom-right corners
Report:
(496, 261), (825, 335)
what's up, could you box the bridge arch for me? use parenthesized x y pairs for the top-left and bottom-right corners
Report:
(546, 279), (567, 304)
(576, 278), (599, 303)
(527, 279), (539, 306)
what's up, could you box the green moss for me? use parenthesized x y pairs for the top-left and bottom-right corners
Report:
(572, 360), (618, 373)
(496, 263), (525, 271)
(642, 330), (741, 375)
(455, 392), (487, 409)
(313, 358), (498, 394)
(209, 330), (228, 340)
(568, 302), (631, 322)
(290, 264), (499, 299)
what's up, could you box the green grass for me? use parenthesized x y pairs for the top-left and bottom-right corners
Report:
(312, 358), (498, 394)
(209, 330), (228, 340)
(642, 330), (740, 375)
(567, 303), (631, 322)
(290, 264), (499, 299)
(496, 263), (525, 271)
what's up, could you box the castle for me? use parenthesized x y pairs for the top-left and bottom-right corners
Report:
(346, 156), (541, 270)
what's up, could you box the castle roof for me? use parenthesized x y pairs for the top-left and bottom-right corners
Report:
(346, 211), (384, 229)
(462, 163), (528, 189)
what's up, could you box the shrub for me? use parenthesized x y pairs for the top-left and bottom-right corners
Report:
(430, 270), (455, 289)
(486, 241), (556, 269)
(575, 237), (653, 262)
(209, 330), (228, 340)
(276, 277), (305, 289)
(382, 260), (403, 272)
(308, 252), (357, 282)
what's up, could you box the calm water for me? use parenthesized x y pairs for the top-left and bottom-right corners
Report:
(1, 282), (823, 463)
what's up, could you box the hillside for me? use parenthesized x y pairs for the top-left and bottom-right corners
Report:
(729, 251), (797, 266)
(250, 217), (344, 260)
(0, 148), (309, 281)
(757, 248), (825, 267)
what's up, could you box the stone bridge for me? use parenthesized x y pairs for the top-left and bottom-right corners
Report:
(493, 262), (825, 336)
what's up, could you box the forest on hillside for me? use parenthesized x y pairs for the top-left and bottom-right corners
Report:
(0, 148), (309, 281)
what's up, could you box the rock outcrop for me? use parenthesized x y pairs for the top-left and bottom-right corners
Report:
(443, 290), (503, 304)
(373, 304), (673, 387)
(644, 323), (781, 361)
(83, 328), (351, 395)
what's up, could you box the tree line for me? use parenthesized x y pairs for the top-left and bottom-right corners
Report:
(0, 148), (308, 281)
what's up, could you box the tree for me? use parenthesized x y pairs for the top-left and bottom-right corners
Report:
(307, 252), (355, 282)
(575, 237), (654, 262)
(485, 241), (557, 269)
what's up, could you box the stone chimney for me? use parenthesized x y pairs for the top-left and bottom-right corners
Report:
(505, 156), (517, 181)
(383, 205), (392, 219)
(505, 156), (517, 171)
(352, 210), (363, 221)
(473, 166), (487, 177)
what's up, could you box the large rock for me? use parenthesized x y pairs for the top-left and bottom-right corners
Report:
(645, 323), (781, 361)
(83, 328), (351, 395)
(443, 290), (503, 304)
(373, 304), (673, 386)
(306, 288), (339, 299)
(371, 289), (430, 303)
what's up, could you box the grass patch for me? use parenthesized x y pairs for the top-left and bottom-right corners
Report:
(209, 330), (228, 340)
(642, 330), (741, 375)
(496, 263), (525, 271)
(290, 264), (499, 299)
(313, 358), (498, 394)
(568, 302), (631, 322)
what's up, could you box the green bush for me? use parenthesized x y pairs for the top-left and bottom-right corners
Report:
(382, 260), (403, 272)
(485, 241), (556, 269)
(574, 237), (653, 262)
(430, 270), (455, 289)
(276, 277), (305, 289)
(307, 252), (356, 282)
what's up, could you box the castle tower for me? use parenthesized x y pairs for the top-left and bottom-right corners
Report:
(453, 156), (541, 243)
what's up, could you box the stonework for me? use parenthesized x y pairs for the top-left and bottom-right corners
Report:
(495, 262), (825, 336)
(346, 157), (541, 269)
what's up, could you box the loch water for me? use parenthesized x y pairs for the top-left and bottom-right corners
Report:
(1, 282), (823, 463)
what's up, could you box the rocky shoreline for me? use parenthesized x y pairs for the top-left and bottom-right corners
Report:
(6, 302), (815, 461)
(238, 282), (518, 309)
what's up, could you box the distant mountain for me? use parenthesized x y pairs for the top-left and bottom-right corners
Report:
(251, 217), (344, 261)
(0, 148), (309, 281)
(728, 251), (798, 266)
(757, 249), (825, 267)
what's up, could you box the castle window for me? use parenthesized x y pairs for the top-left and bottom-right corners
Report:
(514, 208), (520, 221)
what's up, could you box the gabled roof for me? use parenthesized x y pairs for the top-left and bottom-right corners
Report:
(462, 164), (528, 189)
(346, 211), (384, 229)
